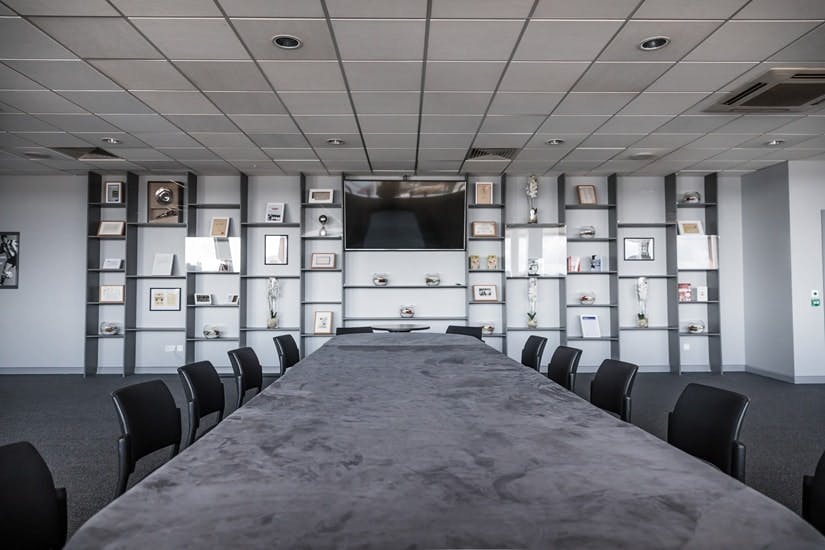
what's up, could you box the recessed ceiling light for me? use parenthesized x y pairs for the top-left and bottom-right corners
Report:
(545, 138), (565, 145)
(101, 137), (121, 145)
(629, 152), (656, 160)
(766, 139), (785, 146)
(639, 36), (670, 51)
(272, 34), (303, 50)
(23, 152), (50, 160)
(326, 138), (345, 145)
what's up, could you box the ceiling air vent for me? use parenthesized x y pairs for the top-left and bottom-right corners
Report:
(51, 147), (123, 161)
(466, 148), (518, 161)
(707, 68), (825, 113)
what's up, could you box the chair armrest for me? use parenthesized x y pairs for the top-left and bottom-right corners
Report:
(666, 412), (673, 444)
(730, 440), (746, 483)
(56, 487), (68, 546)
(803, 474), (814, 520)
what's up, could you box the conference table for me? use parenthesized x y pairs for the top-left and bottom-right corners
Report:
(68, 334), (824, 548)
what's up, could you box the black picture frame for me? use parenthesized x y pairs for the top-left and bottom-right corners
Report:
(0, 231), (19, 289)
(149, 287), (182, 311)
(624, 237), (654, 261)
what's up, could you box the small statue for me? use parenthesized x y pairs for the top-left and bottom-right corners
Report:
(526, 175), (539, 224)
(636, 276), (649, 328)
(318, 214), (328, 237)
(267, 277), (280, 329)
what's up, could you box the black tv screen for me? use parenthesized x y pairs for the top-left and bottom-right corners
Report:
(344, 180), (466, 250)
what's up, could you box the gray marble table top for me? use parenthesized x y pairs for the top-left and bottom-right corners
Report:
(67, 334), (824, 549)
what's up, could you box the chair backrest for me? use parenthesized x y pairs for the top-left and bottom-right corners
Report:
(445, 325), (483, 340)
(0, 441), (66, 548)
(546, 345), (582, 390)
(521, 335), (547, 370)
(111, 380), (181, 464)
(227, 347), (264, 391)
(668, 383), (749, 480)
(177, 360), (225, 419)
(590, 359), (639, 422)
(804, 449), (825, 534)
(336, 326), (374, 335)
(273, 335), (300, 372)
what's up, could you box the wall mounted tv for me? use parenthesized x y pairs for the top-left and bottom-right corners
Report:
(344, 180), (466, 250)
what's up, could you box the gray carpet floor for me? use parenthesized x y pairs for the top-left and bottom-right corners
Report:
(1, 371), (823, 537)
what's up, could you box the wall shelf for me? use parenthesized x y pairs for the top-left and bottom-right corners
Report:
(187, 337), (241, 342)
(565, 204), (616, 210)
(343, 316), (468, 321)
(88, 202), (126, 208)
(242, 222), (301, 228)
(567, 336), (619, 341)
(677, 202), (716, 208)
(126, 327), (185, 332)
(617, 222), (676, 228)
(127, 275), (186, 279)
(568, 271), (617, 275)
(507, 275), (564, 280)
(241, 327), (300, 332)
(619, 326), (678, 331)
(567, 303), (618, 308)
(302, 268), (342, 273)
(301, 203), (342, 208)
(567, 237), (616, 242)
(468, 236), (504, 241)
(343, 284), (467, 289)
(508, 327), (565, 332)
(188, 203), (240, 209)
(618, 274), (676, 279)
(242, 274), (301, 279)
(127, 222), (186, 227)
(468, 204), (504, 209)
(187, 304), (239, 308)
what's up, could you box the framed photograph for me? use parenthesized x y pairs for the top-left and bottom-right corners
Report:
(151, 252), (174, 276)
(210, 217), (230, 238)
(677, 220), (705, 235)
(266, 202), (285, 223)
(313, 311), (333, 334)
(308, 189), (334, 204)
(576, 185), (597, 205)
(99, 285), (124, 304)
(472, 284), (499, 302)
(470, 221), (497, 237)
(265, 234), (288, 265)
(310, 252), (336, 269)
(104, 181), (122, 204)
(0, 232), (20, 289)
(149, 288), (181, 311)
(101, 258), (122, 270)
(97, 221), (125, 237)
(486, 255), (498, 270)
(148, 180), (183, 224)
(194, 293), (212, 305)
(580, 314), (601, 338)
(227, 294), (240, 305)
(475, 181), (494, 205)
(624, 238), (655, 261)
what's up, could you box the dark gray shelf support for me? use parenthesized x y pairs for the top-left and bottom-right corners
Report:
(665, 173), (680, 375)
(607, 174), (619, 360)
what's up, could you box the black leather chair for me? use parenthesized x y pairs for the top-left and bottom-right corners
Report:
(336, 326), (374, 335)
(521, 335), (547, 371)
(446, 325), (483, 340)
(111, 380), (181, 498)
(227, 347), (265, 409)
(0, 441), (67, 548)
(546, 345), (582, 391)
(803, 448), (825, 535)
(590, 359), (639, 422)
(668, 383), (749, 482)
(273, 334), (300, 374)
(177, 360), (225, 447)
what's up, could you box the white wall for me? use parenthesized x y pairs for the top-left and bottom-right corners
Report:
(0, 175), (86, 373)
(717, 176), (747, 368)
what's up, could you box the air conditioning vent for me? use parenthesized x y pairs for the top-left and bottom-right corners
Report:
(51, 147), (123, 161)
(707, 68), (825, 113)
(466, 148), (518, 161)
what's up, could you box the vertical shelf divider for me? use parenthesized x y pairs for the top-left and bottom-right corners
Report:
(557, 174), (567, 348)
(185, 172), (197, 365)
(123, 172), (139, 376)
(84, 172), (102, 377)
(299, 174), (307, 359)
(665, 173), (680, 374)
(501, 175), (508, 355)
(705, 173), (722, 373)
(607, 174), (620, 360)
(239, 173), (249, 349)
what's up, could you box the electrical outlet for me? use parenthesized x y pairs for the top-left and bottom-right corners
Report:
(164, 345), (175, 352)
(176, 345), (184, 352)
(683, 343), (691, 351)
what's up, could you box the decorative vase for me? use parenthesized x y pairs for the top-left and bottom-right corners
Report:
(637, 315), (649, 328)
(526, 175), (539, 224)
(528, 208), (538, 224)
(481, 322), (495, 335)
(578, 225), (596, 239)
(579, 292), (596, 305)
(99, 322), (121, 335)
(687, 320), (705, 333)
(267, 277), (280, 329)
(267, 313), (279, 329)
(203, 325), (221, 339)
(400, 305), (415, 318)
(373, 273), (389, 286)
(527, 317), (538, 328)
(681, 191), (701, 204)
(425, 273), (440, 286)
(527, 258), (540, 275)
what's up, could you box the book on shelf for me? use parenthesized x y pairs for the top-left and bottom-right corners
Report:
(567, 256), (581, 272)
(580, 314), (601, 338)
(678, 283), (692, 302)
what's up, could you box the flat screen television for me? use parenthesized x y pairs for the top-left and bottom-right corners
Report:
(344, 180), (466, 250)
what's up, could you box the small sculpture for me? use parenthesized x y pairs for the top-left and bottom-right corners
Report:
(526, 175), (539, 224)
(579, 292), (596, 305)
(400, 305), (415, 318)
(636, 276), (649, 328)
(527, 276), (538, 328)
(318, 214), (328, 237)
(425, 273), (440, 286)
(578, 225), (596, 239)
(202, 325), (221, 339)
(373, 273), (389, 287)
(267, 277), (280, 329)
(687, 320), (706, 333)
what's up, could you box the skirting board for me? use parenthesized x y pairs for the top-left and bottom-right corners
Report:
(0, 366), (83, 374)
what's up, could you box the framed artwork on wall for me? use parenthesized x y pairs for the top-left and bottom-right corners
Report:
(227, 294), (239, 305)
(97, 221), (125, 237)
(470, 221), (497, 237)
(210, 217), (230, 238)
(0, 232), (19, 289)
(194, 293), (212, 305)
(313, 311), (333, 334)
(475, 181), (493, 205)
(104, 181), (122, 204)
(308, 189), (334, 204)
(101, 258), (122, 270)
(310, 252), (336, 269)
(99, 285), (124, 304)
(149, 288), (181, 311)
(472, 284), (498, 302)
(677, 220), (705, 235)
(147, 180), (183, 224)
(576, 185), (597, 205)
(624, 238), (654, 261)
(265, 235), (288, 265)
(266, 202), (285, 223)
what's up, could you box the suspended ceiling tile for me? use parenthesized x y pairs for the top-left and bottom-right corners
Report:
(473, 133), (532, 148)
(479, 115), (544, 134)
(351, 92), (420, 115)
(655, 115), (735, 134)
(131, 18), (248, 60)
(0, 114), (55, 132)
(71, 132), (148, 147)
(359, 115), (419, 133)
(600, 21), (721, 62)
(597, 115), (671, 134)
(0, 65), (44, 90)
(533, 0), (638, 18)
(332, 19), (425, 60)
(13, 131), (91, 147)
(30, 17), (161, 58)
(216, 0), (324, 17)
(314, 147), (367, 161)
(362, 134), (418, 148)
(421, 92), (492, 115)
(419, 133), (475, 148)
(295, 115), (358, 134)
(211, 147), (270, 161)
(499, 62), (589, 92)
(276, 160), (327, 174)
(189, 132), (257, 148)
(205, 92), (286, 115)
(630, 133), (703, 149)
(116, 148), (173, 161)
(770, 26), (825, 62)
(633, 0), (748, 19)
(685, 21), (819, 62)
(260, 61), (346, 92)
(88, 60), (194, 91)
(714, 115), (802, 134)
(132, 91), (220, 115)
(432, 0), (533, 18)
(564, 147), (623, 161)
(420, 115), (482, 133)
(230, 114), (301, 133)
(133, 132), (202, 148)
(647, 62), (757, 93)
(488, 93), (564, 116)
(425, 62), (506, 91)
(417, 148), (468, 161)
(232, 19), (337, 60)
(580, 134), (646, 148)
(59, 91), (152, 115)
(555, 93), (635, 116)
(618, 93), (708, 116)
(368, 148), (416, 161)
(326, 0), (426, 18)
(36, 114), (120, 133)
(735, 0), (825, 19)
(3, 0), (118, 15)
(164, 115), (238, 132)
(175, 61), (270, 92)
(515, 20), (623, 61)
(343, 61), (421, 92)
(428, 20), (523, 61)
(0, 90), (86, 114)
(324, 160), (371, 172)
(99, 114), (179, 132)
(3, 60), (119, 91)
(248, 134), (309, 147)
(109, 0), (222, 16)
(158, 148), (218, 160)
(279, 92), (353, 115)
(687, 133), (756, 148)
(262, 148), (318, 160)
(771, 116), (825, 135)
(574, 62), (673, 93)
(537, 115), (610, 134)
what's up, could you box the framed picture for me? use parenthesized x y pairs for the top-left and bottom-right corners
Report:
(313, 311), (333, 334)
(266, 202), (285, 223)
(472, 284), (498, 302)
(101, 258), (122, 270)
(99, 285), (124, 304)
(308, 189), (334, 204)
(468, 255), (480, 270)
(310, 252), (336, 269)
(97, 221), (125, 237)
(227, 294), (239, 305)
(678, 220), (705, 235)
(210, 217), (230, 238)
(104, 181), (122, 204)
(624, 238), (655, 261)
(148, 180), (183, 224)
(0, 232), (20, 289)
(194, 293), (212, 305)
(265, 234), (288, 265)
(475, 181), (494, 205)
(470, 221), (497, 237)
(486, 255), (498, 270)
(149, 288), (181, 311)
(576, 185), (597, 205)
(151, 252), (174, 276)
